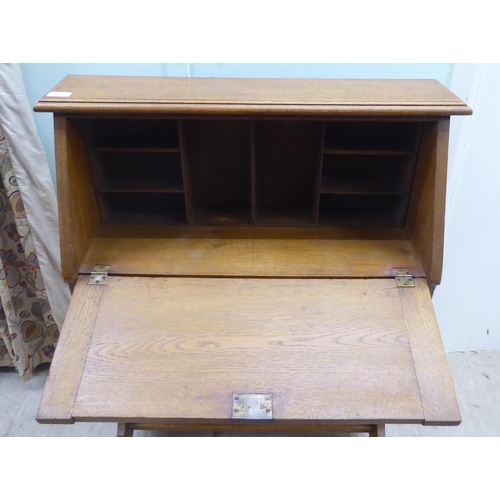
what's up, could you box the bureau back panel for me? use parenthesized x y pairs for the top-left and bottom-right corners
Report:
(183, 120), (252, 225)
(253, 121), (322, 225)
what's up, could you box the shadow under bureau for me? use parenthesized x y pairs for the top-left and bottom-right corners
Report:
(35, 76), (472, 436)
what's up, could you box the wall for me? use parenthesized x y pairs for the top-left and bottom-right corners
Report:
(433, 64), (500, 352)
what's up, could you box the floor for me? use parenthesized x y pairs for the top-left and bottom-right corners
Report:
(1, 350), (499, 437)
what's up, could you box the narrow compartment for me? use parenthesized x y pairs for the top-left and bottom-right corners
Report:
(84, 118), (187, 226)
(254, 121), (322, 225)
(95, 151), (183, 193)
(324, 121), (420, 153)
(183, 120), (251, 225)
(102, 192), (186, 225)
(86, 118), (180, 150)
(319, 193), (406, 227)
(321, 154), (415, 195)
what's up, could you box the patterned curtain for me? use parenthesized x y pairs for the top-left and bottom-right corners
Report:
(0, 123), (59, 380)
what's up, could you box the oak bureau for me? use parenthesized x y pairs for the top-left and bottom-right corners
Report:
(34, 76), (472, 436)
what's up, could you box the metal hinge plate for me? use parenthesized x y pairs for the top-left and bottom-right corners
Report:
(232, 393), (273, 420)
(88, 265), (110, 285)
(393, 268), (415, 288)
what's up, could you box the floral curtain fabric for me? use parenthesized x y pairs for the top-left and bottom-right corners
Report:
(0, 124), (59, 380)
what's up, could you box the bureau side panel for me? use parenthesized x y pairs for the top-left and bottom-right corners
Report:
(54, 115), (100, 282)
(405, 118), (449, 286)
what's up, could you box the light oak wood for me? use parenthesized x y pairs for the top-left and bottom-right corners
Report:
(399, 279), (461, 425)
(80, 227), (426, 278)
(405, 119), (449, 286)
(178, 121), (193, 222)
(54, 116), (100, 282)
(35, 76), (469, 436)
(35, 76), (472, 116)
(313, 122), (326, 223)
(67, 276), (430, 424)
(250, 121), (257, 223)
(36, 276), (105, 423)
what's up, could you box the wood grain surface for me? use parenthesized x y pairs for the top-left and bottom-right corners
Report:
(55, 116), (100, 282)
(178, 121), (193, 221)
(399, 279), (461, 425)
(34, 76), (472, 116)
(405, 118), (449, 286)
(70, 276), (425, 423)
(80, 227), (425, 278)
(36, 276), (105, 423)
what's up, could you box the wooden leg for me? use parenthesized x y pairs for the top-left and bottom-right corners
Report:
(368, 424), (386, 437)
(117, 423), (134, 437)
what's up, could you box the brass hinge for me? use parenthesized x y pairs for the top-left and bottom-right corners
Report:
(393, 268), (415, 288)
(232, 393), (273, 420)
(88, 265), (110, 285)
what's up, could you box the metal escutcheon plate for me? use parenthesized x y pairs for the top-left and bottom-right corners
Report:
(232, 393), (272, 419)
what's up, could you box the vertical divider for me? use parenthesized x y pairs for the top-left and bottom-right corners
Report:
(250, 121), (257, 224)
(82, 121), (108, 224)
(178, 120), (193, 223)
(396, 123), (424, 228)
(313, 121), (326, 224)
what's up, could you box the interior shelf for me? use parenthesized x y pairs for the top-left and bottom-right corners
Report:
(93, 146), (180, 153)
(256, 208), (313, 226)
(191, 207), (252, 226)
(321, 176), (406, 195)
(106, 209), (186, 226)
(101, 192), (186, 226)
(83, 117), (422, 229)
(319, 208), (402, 227)
(324, 147), (413, 156)
(100, 176), (184, 193)
(92, 151), (182, 175)
(319, 194), (406, 228)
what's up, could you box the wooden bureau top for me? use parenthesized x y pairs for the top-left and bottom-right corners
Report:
(34, 75), (472, 116)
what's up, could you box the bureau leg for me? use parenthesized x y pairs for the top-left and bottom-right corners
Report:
(117, 423), (134, 437)
(368, 424), (386, 437)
